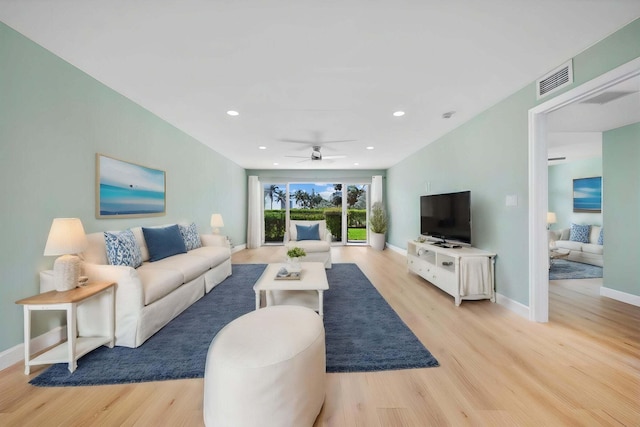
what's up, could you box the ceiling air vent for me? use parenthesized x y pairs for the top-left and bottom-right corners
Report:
(536, 60), (573, 99)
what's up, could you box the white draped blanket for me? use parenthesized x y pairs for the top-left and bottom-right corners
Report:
(460, 256), (491, 296)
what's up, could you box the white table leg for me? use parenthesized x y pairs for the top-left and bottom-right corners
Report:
(107, 287), (115, 348)
(67, 303), (77, 373)
(255, 290), (260, 310)
(318, 290), (324, 318)
(23, 307), (31, 375)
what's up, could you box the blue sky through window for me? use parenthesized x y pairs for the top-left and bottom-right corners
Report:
(264, 183), (337, 209)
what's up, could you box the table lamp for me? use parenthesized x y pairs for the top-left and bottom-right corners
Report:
(546, 212), (557, 230)
(211, 214), (224, 234)
(43, 218), (88, 291)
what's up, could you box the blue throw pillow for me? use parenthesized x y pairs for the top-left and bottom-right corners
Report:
(104, 229), (143, 268)
(179, 222), (202, 251)
(569, 223), (590, 243)
(597, 228), (603, 245)
(143, 224), (187, 262)
(296, 223), (320, 241)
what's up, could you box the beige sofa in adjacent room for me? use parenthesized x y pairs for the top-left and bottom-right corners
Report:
(549, 224), (603, 267)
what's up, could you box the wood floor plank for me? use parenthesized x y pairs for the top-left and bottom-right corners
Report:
(0, 246), (638, 426)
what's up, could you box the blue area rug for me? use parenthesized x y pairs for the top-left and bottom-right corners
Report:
(549, 259), (603, 280)
(31, 264), (438, 386)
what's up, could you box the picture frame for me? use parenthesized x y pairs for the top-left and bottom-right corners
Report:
(96, 154), (166, 218)
(573, 176), (602, 213)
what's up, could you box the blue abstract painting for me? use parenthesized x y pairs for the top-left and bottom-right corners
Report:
(573, 176), (602, 213)
(97, 154), (166, 218)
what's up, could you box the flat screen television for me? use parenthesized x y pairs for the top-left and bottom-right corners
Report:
(420, 191), (471, 245)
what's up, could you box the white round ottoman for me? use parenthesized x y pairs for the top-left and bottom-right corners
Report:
(203, 305), (326, 427)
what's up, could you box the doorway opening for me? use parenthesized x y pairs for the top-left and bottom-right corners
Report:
(528, 57), (640, 322)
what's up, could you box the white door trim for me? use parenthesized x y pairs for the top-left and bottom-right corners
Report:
(528, 56), (640, 322)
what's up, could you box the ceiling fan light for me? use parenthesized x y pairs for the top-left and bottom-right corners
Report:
(226, 110), (239, 116)
(393, 111), (405, 117)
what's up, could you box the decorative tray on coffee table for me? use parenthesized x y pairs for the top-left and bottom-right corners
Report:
(274, 267), (301, 280)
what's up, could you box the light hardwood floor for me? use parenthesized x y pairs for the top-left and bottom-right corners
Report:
(1, 246), (638, 426)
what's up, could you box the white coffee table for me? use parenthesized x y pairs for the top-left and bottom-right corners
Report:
(253, 262), (329, 317)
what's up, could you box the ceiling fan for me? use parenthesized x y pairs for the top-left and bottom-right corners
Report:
(285, 145), (346, 162)
(281, 131), (354, 162)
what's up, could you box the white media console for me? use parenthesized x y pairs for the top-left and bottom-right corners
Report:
(407, 240), (496, 306)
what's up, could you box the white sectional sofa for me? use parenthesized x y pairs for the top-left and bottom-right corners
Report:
(549, 225), (603, 267)
(77, 224), (232, 348)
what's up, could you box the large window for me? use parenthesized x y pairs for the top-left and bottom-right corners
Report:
(263, 181), (369, 245)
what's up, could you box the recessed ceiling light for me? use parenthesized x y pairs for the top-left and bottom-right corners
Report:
(273, 162), (279, 166)
(226, 110), (239, 116)
(353, 162), (359, 166)
(366, 146), (374, 150)
(258, 146), (267, 150)
(393, 111), (405, 117)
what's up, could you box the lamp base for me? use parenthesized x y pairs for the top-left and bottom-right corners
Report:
(53, 254), (81, 291)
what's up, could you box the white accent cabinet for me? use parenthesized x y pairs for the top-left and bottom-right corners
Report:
(407, 240), (496, 306)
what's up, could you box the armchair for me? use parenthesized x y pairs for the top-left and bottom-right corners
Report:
(284, 220), (332, 268)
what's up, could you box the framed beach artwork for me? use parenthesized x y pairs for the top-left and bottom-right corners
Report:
(573, 176), (602, 213)
(96, 154), (166, 218)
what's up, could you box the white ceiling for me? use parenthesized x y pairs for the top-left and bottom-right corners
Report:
(2, 1), (640, 170)
(547, 74), (640, 164)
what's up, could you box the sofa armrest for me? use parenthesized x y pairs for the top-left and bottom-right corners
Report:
(324, 232), (332, 243)
(201, 234), (229, 248)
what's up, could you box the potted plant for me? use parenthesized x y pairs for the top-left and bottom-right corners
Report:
(369, 202), (388, 251)
(286, 247), (306, 272)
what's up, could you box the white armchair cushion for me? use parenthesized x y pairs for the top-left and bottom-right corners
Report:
(287, 239), (331, 254)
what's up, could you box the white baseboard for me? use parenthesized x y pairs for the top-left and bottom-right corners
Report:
(0, 326), (66, 372)
(386, 243), (406, 255)
(231, 244), (246, 253)
(495, 293), (530, 319)
(600, 286), (640, 307)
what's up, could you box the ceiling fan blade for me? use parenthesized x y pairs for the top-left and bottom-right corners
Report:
(322, 155), (347, 159)
(279, 139), (314, 144)
(548, 157), (566, 161)
(285, 155), (309, 159)
(319, 139), (357, 144)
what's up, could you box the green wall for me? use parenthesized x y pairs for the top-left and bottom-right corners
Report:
(387, 18), (640, 305)
(602, 122), (639, 296)
(548, 157), (603, 230)
(0, 22), (247, 353)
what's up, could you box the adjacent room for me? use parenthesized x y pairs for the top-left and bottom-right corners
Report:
(1, 3), (639, 426)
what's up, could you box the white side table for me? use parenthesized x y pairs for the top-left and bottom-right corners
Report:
(16, 281), (116, 374)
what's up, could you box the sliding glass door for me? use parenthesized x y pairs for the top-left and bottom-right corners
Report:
(344, 184), (367, 244)
(263, 183), (286, 243)
(289, 183), (341, 243)
(262, 181), (369, 245)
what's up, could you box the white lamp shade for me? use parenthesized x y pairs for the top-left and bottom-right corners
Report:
(211, 214), (225, 229)
(44, 218), (88, 256)
(546, 212), (557, 224)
